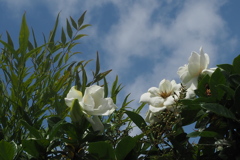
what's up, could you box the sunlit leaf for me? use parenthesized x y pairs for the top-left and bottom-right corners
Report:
(19, 13), (29, 54)
(0, 141), (17, 160)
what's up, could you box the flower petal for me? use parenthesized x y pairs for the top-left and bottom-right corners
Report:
(159, 79), (172, 94)
(199, 47), (209, 71)
(65, 86), (82, 107)
(149, 105), (166, 113)
(89, 98), (117, 116)
(86, 116), (104, 132)
(140, 92), (151, 103)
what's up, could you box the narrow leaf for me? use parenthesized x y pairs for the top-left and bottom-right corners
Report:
(78, 11), (87, 28)
(66, 19), (73, 38)
(61, 27), (66, 44)
(19, 13), (29, 54)
(70, 16), (77, 29)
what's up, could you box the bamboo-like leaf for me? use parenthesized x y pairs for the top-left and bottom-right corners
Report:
(19, 13), (29, 54)
(20, 120), (43, 139)
(95, 52), (100, 75)
(79, 24), (91, 30)
(61, 27), (66, 44)
(66, 19), (73, 38)
(70, 16), (77, 30)
(77, 11), (87, 28)
(6, 31), (14, 48)
(73, 34), (87, 41)
(48, 13), (59, 49)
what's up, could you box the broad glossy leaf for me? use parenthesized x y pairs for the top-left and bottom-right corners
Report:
(181, 104), (202, 126)
(233, 55), (240, 74)
(0, 141), (17, 160)
(209, 68), (226, 100)
(116, 136), (137, 160)
(217, 64), (233, 73)
(125, 110), (147, 131)
(234, 85), (240, 113)
(88, 141), (115, 159)
(187, 131), (220, 138)
(200, 103), (236, 120)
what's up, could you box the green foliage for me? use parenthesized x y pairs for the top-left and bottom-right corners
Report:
(1, 10), (240, 160)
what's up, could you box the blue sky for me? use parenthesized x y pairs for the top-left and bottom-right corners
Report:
(1, 0), (240, 134)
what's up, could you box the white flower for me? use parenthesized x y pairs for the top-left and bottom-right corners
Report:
(65, 85), (117, 131)
(140, 79), (181, 113)
(81, 85), (117, 116)
(177, 47), (216, 89)
(65, 85), (117, 116)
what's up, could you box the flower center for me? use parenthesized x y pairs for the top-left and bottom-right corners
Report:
(160, 91), (172, 99)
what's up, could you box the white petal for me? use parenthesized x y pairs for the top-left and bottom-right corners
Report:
(149, 97), (164, 107)
(189, 51), (200, 64)
(82, 93), (95, 113)
(164, 96), (176, 106)
(86, 116), (104, 132)
(140, 92), (151, 103)
(148, 87), (160, 96)
(65, 86), (82, 107)
(149, 105), (166, 113)
(188, 62), (200, 77)
(90, 98), (117, 116)
(159, 79), (172, 94)
(202, 68), (216, 76)
(199, 47), (209, 71)
(145, 110), (161, 124)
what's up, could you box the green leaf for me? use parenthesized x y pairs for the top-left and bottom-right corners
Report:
(61, 27), (66, 44)
(187, 131), (220, 138)
(195, 74), (210, 97)
(66, 19), (73, 38)
(79, 24), (91, 30)
(217, 64), (233, 73)
(88, 141), (115, 159)
(20, 120), (43, 139)
(48, 13), (59, 49)
(73, 34), (87, 41)
(233, 55), (240, 74)
(233, 85), (240, 113)
(181, 104), (202, 126)
(95, 52), (100, 75)
(19, 13), (29, 54)
(78, 11), (87, 28)
(116, 136), (137, 160)
(229, 74), (240, 88)
(70, 16), (77, 30)
(125, 110), (147, 131)
(200, 103), (236, 120)
(0, 141), (17, 160)
(6, 31), (14, 48)
(209, 68), (226, 100)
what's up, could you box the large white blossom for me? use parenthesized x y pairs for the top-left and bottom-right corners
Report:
(140, 79), (181, 113)
(65, 85), (117, 131)
(177, 47), (216, 89)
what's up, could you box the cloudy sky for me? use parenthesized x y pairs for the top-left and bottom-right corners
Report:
(1, 0), (240, 127)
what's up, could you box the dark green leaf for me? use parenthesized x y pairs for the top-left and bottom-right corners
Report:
(20, 120), (42, 139)
(0, 141), (17, 160)
(78, 11), (87, 28)
(181, 104), (202, 126)
(19, 13), (29, 54)
(70, 16), (77, 30)
(88, 141), (115, 159)
(95, 52), (100, 75)
(79, 24), (91, 30)
(48, 13), (59, 49)
(233, 55), (240, 74)
(66, 19), (73, 38)
(187, 131), (220, 138)
(229, 74), (240, 88)
(6, 31), (14, 48)
(61, 27), (66, 44)
(209, 68), (226, 100)
(200, 103), (236, 120)
(116, 136), (137, 160)
(217, 64), (233, 73)
(125, 110), (147, 131)
(234, 85), (240, 113)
